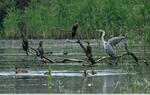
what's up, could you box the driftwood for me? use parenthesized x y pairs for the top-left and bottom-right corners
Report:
(57, 58), (85, 63)
(26, 39), (139, 65)
(66, 40), (96, 65)
(96, 43), (138, 64)
(28, 45), (84, 63)
(67, 40), (138, 65)
(76, 40), (96, 65)
(29, 46), (55, 63)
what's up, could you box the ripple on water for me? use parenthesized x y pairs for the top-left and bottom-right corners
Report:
(0, 69), (137, 77)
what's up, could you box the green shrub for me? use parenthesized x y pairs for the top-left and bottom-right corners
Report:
(1, 0), (150, 43)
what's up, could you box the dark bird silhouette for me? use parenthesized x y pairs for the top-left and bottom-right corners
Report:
(22, 33), (29, 56)
(86, 41), (96, 65)
(37, 41), (44, 59)
(86, 41), (92, 54)
(72, 22), (79, 38)
(14, 67), (28, 74)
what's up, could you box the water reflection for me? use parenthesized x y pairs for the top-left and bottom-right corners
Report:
(0, 40), (149, 93)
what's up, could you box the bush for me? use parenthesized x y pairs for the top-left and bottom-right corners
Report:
(1, 0), (150, 43)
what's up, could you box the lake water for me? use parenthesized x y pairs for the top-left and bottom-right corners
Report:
(0, 39), (149, 93)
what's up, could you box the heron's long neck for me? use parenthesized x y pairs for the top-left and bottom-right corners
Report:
(101, 31), (105, 43)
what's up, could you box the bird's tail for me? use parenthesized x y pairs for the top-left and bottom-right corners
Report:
(112, 55), (117, 60)
(109, 54), (117, 60)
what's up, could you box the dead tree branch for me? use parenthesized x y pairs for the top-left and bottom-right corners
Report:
(68, 40), (96, 65)
(96, 43), (138, 64)
(29, 46), (55, 63)
(62, 58), (84, 63)
(27, 40), (138, 65)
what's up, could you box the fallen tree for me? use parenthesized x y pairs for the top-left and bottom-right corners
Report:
(96, 43), (138, 64)
(26, 39), (139, 65)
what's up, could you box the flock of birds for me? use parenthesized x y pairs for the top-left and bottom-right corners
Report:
(17, 23), (125, 75)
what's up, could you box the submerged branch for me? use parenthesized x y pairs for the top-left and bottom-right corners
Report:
(27, 40), (139, 65)
(69, 40), (96, 65)
(61, 58), (84, 63)
(29, 46), (55, 63)
(96, 43), (138, 64)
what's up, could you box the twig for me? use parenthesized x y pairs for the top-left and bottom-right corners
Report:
(70, 40), (96, 65)
(29, 46), (55, 63)
(62, 58), (84, 63)
(143, 59), (148, 66)
(96, 43), (138, 64)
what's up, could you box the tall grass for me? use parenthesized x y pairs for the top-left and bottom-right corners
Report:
(48, 65), (52, 92)
(1, 0), (150, 43)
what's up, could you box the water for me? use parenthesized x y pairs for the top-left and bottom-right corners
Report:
(0, 40), (149, 93)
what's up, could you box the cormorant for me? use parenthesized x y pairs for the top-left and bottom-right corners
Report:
(86, 41), (92, 54)
(22, 33), (29, 56)
(37, 41), (44, 59)
(72, 22), (79, 38)
(86, 41), (96, 65)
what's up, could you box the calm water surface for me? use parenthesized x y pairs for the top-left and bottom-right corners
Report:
(0, 40), (149, 93)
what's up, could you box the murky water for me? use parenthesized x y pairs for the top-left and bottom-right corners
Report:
(0, 40), (149, 93)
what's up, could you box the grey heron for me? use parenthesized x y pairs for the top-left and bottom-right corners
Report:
(96, 29), (125, 59)
(22, 33), (29, 56)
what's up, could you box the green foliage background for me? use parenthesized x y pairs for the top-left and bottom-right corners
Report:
(0, 0), (150, 43)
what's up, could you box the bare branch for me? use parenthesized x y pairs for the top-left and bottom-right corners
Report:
(29, 46), (55, 63)
(96, 43), (138, 64)
(62, 58), (85, 63)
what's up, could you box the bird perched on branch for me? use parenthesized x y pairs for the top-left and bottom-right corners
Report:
(22, 33), (29, 56)
(96, 29), (125, 59)
(37, 41), (44, 59)
(86, 41), (92, 55)
(72, 22), (79, 38)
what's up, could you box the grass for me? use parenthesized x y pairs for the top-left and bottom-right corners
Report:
(0, 0), (149, 44)
(48, 65), (52, 92)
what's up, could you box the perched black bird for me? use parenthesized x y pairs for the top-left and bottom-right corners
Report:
(86, 41), (96, 65)
(86, 41), (92, 54)
(22, 34), (29, 56)
(72, 22), (79, 38)
(37, 41), (44, 59)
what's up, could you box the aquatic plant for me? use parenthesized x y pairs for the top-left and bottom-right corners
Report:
(47, 65), (52, 92)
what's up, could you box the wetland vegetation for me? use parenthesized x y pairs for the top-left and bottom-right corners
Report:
(0, 0), (150, 94)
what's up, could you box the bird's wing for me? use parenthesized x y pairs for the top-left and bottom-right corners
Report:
(23, 38), (28, 46)
(106, 43), (116, 58)
(108, 36), (125, 46)
(36, 47), (40, 55)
